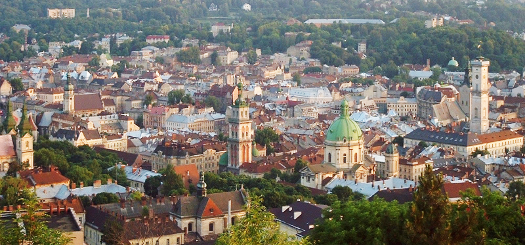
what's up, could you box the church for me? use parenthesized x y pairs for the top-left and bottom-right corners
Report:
(0, 100), (37, 174)
(300, 100), (372, 189)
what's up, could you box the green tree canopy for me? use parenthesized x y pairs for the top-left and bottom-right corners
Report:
(92, 192), (120, 205)
(161, 164), (185, 196)
(216, 196), (304, 245)
(255, 127), (279, 148)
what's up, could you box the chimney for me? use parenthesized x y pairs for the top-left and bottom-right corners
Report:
(227, 199), (232, 229)
(141, 197), (147, 206)
(107, 179), (112, 185)
(126, 186), (130, 193)
(114, 180), (118, 185)
(80, 182), (84, 189)
(409, 184), (413, 192)
(94, 180), (102, 188)
(71, 182), (76, 189)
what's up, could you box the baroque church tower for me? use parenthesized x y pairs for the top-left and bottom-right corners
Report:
(63, 74), (75, 113)
(227, 83), (252, 171)
(469, 57), (490, 134)
(16, 103), (34, 169)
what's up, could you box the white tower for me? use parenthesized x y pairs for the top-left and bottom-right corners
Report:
(227, 83), (252, 171)
(63, 74), (75, 113)
(469, 57), (490, 134)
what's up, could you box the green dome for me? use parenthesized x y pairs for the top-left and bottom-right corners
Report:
(385, 143), (398, 154)
(218, 152), (228, 166)
(325, 100), (362, 142)
(448, 57), (459, 67)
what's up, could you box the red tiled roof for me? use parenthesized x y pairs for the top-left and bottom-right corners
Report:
(442, 182), (481, 199)
(174, 164), (199, 189)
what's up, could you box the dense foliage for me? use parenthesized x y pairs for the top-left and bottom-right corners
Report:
(34, 137), (129, 187)
(309, 165), (525, 245)
(216, 195), (304, 245)
(0, 191), (70, 245)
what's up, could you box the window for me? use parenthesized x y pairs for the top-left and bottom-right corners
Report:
(328, 153), (332, 162)
(176, 238), (180, 245)
(343, 154), (347, 163)
(231, 217), (236, 225)
(354, 153), (357, 162)
(188, 222), (193, 232)
(156, 241), (159, 245)
(209, 222), (214, 232)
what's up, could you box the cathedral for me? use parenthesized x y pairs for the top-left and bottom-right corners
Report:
(0, 100), (36, 173)
(323, 100), (370, 181)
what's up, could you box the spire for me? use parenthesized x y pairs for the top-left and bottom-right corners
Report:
(234, 82), (247, 107)
(18, 102), (32, 135)
(340, 99), (350, 118)
(66, 72), (74, 91)
(3, 100), (16, 134)
(463, 61), (471, 87)
(196, 171), (207, 197)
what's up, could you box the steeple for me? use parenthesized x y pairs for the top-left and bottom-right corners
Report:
(462, 61), (471, 87)
(196, 171), (207, 197)
(340, 99), (350, 118)
(234, 82), (247, 107)
(18, 102), (32, 135)
(3, 100), (16, 134)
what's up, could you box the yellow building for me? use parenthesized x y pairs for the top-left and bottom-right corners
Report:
(399, 156), (433, 182)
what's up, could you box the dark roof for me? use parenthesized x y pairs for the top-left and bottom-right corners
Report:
(172, 190), (247, 218)
(52, 129), (79, 141)
(85, 205), (183, 243)
(404, 128), (481, 147)
(417, 88), (443, 102)
(369, 188), (414, 204)
(269, 201), (328, 237)
(94, 147), (143, 167)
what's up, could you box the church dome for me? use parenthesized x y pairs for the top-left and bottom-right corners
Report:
(218, 152), (228, 166)
(385, 143), (398, 154)
(448, 57), (459, 67)
(326, 100), (362, 142)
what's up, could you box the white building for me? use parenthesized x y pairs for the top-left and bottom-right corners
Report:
(288, 87), (333, 104)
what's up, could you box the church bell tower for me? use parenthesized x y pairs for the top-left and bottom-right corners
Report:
(227, 83), (252, 171)
(469, 57), (490, 134)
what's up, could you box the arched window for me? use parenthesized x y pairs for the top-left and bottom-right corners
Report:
(343, 154), (347, 163)
(188, 222), (193, 232)
(328, 153), (332, 162)
(354, 153), (358, 162)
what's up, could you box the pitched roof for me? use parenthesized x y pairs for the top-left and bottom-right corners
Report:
(20, 168), (70, 187)
(174, 164), (199, 189)
(369, 188), (414, 204)
(74, 93), (104, 111)
(442, 182), (481, 199)
(269, 201), (327, 237)
(172, 190), (247, 218)
(197, 197), (224, 217)
(0, 134), (15, 157)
